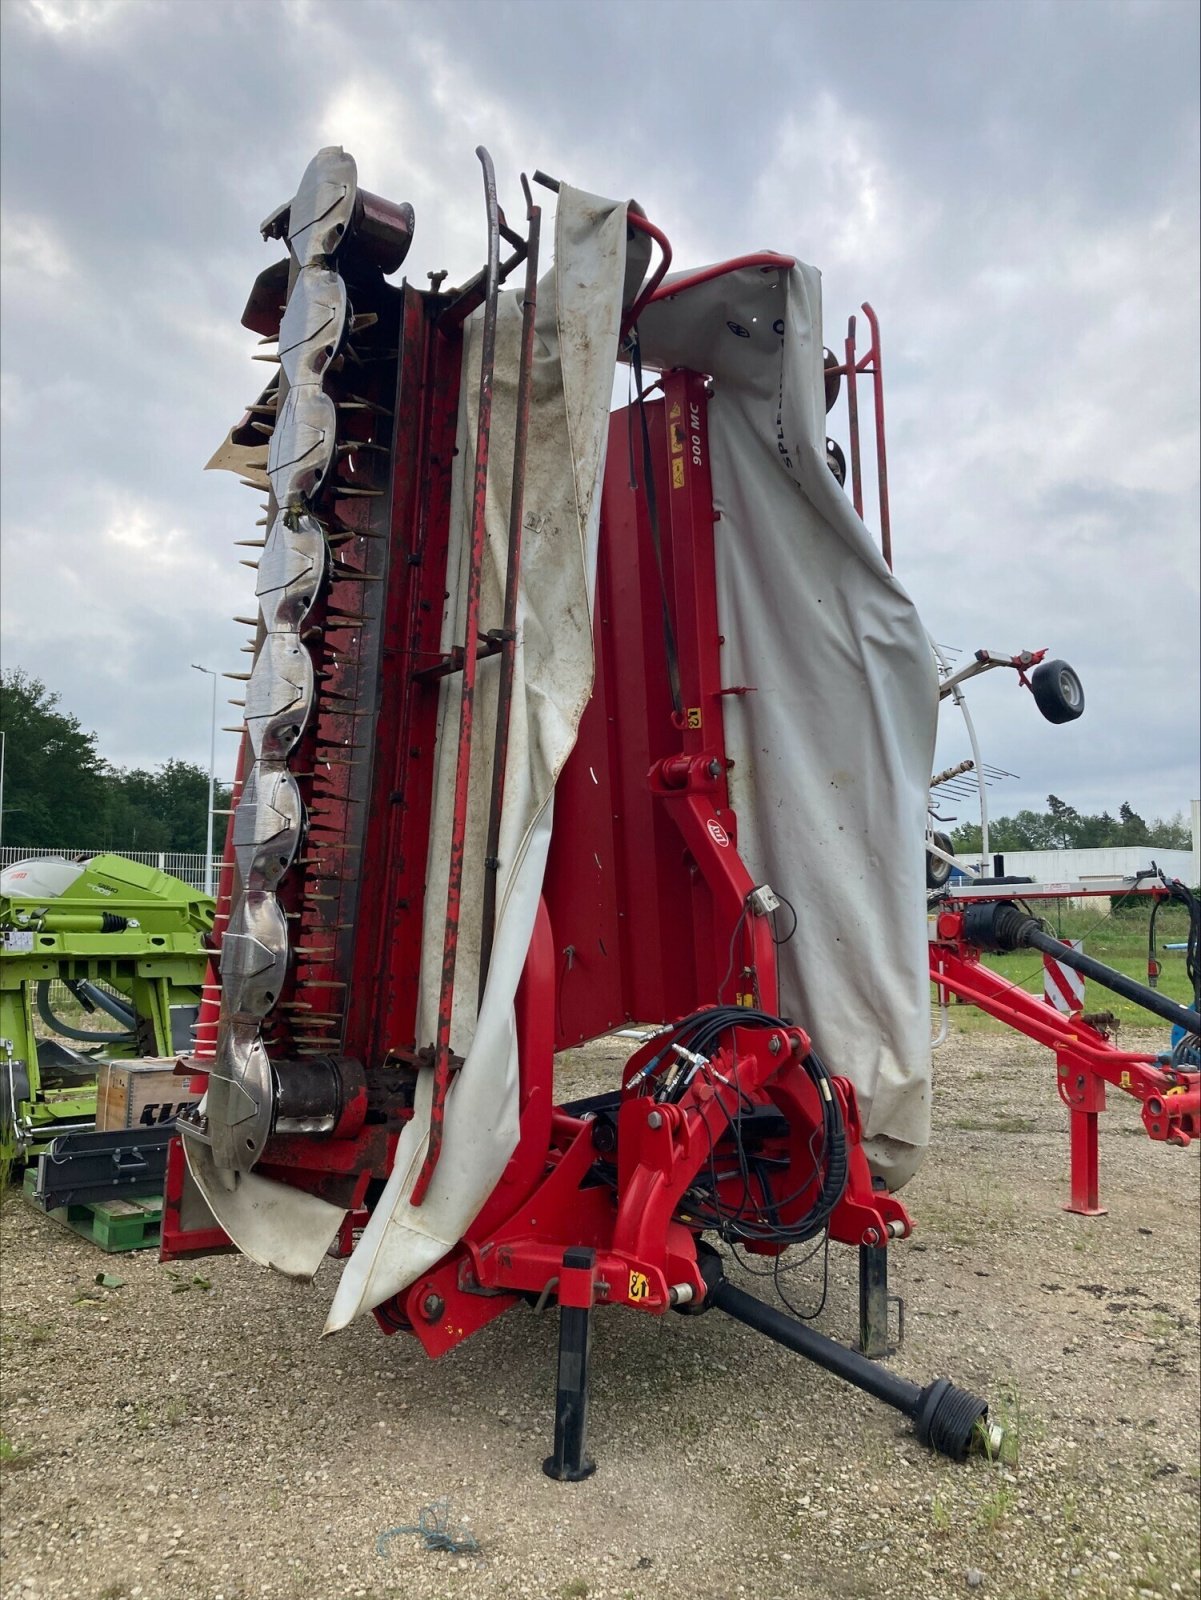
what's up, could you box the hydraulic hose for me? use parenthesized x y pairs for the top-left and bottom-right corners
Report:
(35, 981), (137, 1045)
(66, 979), (138, 1028)
(962, 902), (1201, 1035)
(708, 1277), (993, 1460)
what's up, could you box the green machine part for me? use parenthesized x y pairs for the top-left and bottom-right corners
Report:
(0, 853), (214, 1164)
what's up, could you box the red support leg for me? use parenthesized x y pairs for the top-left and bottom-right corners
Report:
(1065, 1108), (1106, 1217)
(1058, 1059), (1107, 1217)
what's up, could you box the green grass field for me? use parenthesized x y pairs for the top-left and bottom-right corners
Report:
(934, 899), (1196, 1035)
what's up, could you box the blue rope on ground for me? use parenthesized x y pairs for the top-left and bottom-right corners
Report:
(376, 1499), (481, 1558)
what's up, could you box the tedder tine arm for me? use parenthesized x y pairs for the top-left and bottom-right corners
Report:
(478, 177), (542, 1008)
(411, 146), (502, 1207)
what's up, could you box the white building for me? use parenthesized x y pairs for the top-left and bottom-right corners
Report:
(973, 845), (1195, 897)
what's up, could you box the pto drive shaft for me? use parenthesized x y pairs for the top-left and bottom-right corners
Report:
(708, 1278), (1000, 1460)
(962, 902), (1201, 1036)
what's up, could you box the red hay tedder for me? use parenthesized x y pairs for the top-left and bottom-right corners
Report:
(163, 147), (1200, 1479)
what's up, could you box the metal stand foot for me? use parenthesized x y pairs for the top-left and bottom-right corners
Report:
(542, 1246), (597, 1481)
(858, 1243), (891, 1357)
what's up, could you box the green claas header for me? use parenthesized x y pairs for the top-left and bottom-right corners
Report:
(0, 853), (213, 1163)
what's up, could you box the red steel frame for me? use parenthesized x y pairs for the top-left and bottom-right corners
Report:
(930, 909), (1199, 1215)
(370, 356), (907, 1354)
(411, 151), (503, 1206)
(839, 303), (891, 568)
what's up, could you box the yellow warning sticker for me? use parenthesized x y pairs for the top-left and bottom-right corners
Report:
(628, 1271), (650, 1302)
(669, 401), (682, 419)
(686, 707), (702, 729)
(671, 457), (686, 489)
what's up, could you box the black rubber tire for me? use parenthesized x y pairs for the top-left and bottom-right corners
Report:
(926, 830), (955, 890)
(1030, 659), (1085, 724)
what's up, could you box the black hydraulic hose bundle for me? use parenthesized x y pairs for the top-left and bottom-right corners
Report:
(682, 1027), (992, 1463)
(635, 1006), (849, 1245)
(36, 979), (138, 1044)
(1146, 867), (1200, 1012)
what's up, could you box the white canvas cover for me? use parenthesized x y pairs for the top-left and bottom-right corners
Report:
(637, 263), (937, 1185)
(327, 187), (643, 1330)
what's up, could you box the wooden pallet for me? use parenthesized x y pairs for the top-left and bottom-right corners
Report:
(24, 1173), (163, 1253)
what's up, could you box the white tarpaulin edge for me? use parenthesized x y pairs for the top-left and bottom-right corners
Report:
(638, 262), (937, 1184)
(326, 187), (638, 1331)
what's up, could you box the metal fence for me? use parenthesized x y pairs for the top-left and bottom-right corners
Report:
(0, 845), (222, 894)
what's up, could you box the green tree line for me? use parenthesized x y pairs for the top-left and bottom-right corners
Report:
(950, 793), (1193, 854)
(1, 669), (231, 855)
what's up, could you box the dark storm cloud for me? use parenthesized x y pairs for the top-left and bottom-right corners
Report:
(0, 0), (1197, 827)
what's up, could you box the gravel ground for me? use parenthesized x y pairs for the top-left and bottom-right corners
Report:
(1, 1028), (1198, 1600)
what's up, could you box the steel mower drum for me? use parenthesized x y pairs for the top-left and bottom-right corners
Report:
(165, 142), (1201, 1479)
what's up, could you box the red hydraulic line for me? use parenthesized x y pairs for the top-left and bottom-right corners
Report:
(860, 303), (892, 570)
(411, 146), (502, 1207)
(478, 179), (542, 1006)
(524, 174), (670, 338)
(647, 252), (795, 305)
(621, 212), (673, 336)
(844, 315), (863, 521)
(524, 174), (671, 338)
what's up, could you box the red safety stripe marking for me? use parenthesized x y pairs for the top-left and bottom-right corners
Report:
(1044, 951), (1085, 1013)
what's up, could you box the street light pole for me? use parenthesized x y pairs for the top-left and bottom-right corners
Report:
(191, 664), (218, 897)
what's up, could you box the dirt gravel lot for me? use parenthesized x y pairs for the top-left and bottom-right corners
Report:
(2, 1028), (1198, 1600)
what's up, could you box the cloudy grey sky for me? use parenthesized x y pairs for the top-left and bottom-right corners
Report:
(1, 0), (1198, 829)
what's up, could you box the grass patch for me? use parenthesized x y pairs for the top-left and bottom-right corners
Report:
(1, 1318), (55, 1351)
(0, 1431), (38, 1470)
(989, 1381), (1039, 1465)
(978, 1482), (1016, 1532)
(931, 1493), (953, 1537)
(953, 1114), (1037, 1134)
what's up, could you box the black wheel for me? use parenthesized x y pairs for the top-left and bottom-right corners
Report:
(1030, 659), (1084, 724)
(926, 830), (955, 890)
(826, 437), (847, 486)
(823, 348), (842, 412)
